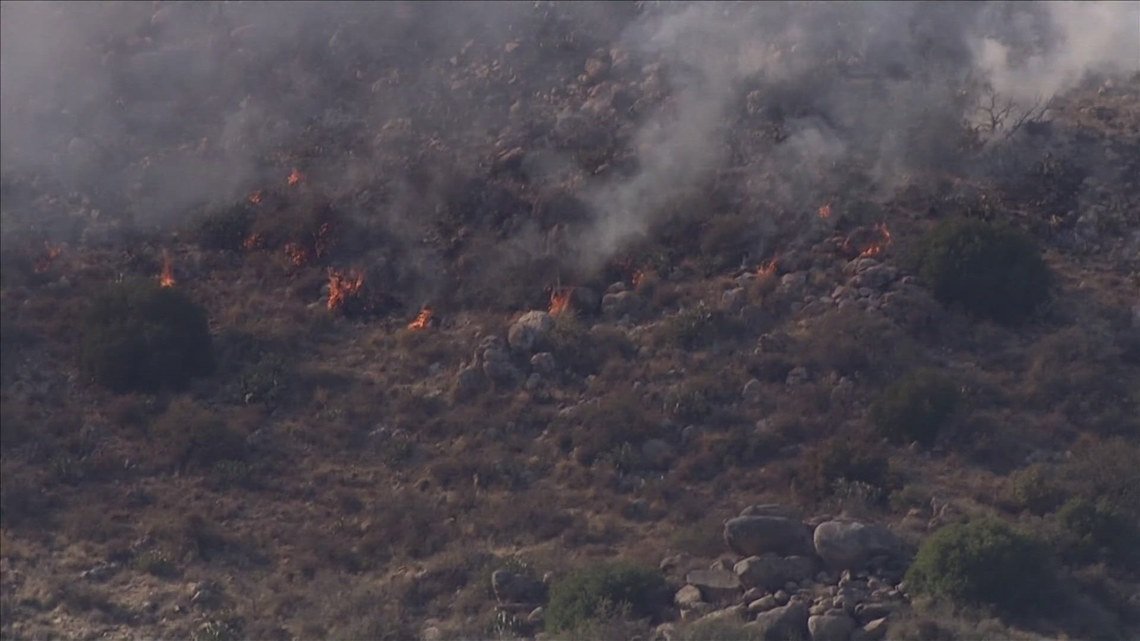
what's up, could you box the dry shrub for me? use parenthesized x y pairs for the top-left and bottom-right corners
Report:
(801, 437), (894, 501)
(870, 368), (961, 446)
(559, 389), (659, 465)
(799, 307), (916, 382)
(150, 398), (247, 471)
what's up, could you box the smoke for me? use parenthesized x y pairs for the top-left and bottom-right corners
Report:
(1, 2), (1137, 292)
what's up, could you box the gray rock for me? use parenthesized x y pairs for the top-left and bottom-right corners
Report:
(813, 521), (902, 571)
(740, 504), (802, 519)
(697, 604), (746, 624)
(854, 618), (888, 641)
(723, 287), (746, 312)
(641, 438), (675, 470)
(808, 613), (856, 641)
(747, 601), (809, 641)
(601, 290), (644, 320)
(530, 352), (556, 374)
(742, 378), (763, 401)
(853, 603), (892, 624)
(674, 584), (705, 609)
(725, 516), (813, 557)
(749, 595), (780, 613)
(492, 569), (547, 605)
(786, 366), (811, 386)
(685, 568), (742, 604)
(527, 607), (545, 624)
(734, 555), (816, 591)
(775, 590), (790, 605)
(508, 311), (554, 353)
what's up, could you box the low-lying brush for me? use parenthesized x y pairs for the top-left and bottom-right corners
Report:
(546, 561), (668, 633)
(871, 368), (960, 446)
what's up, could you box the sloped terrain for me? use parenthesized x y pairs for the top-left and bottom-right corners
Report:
(1, 3), (1139, 640)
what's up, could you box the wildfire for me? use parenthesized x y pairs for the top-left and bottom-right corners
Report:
(757, 256), (779, 277)
(549, 287), (573, 316)
(284, 242), (312, 267)
(858, 223), (893, 258)
(407, 305), (435, 331)
(631, 269), (646, 289)
(33, 242), (64, 273)
(159, 250), (176, 287)
(242, 233), (265, 251)
(287, 168), (304, 187)
(248, 190), (264, 205)
(818, 202), (832, 219)
(327, 268), (365, 312)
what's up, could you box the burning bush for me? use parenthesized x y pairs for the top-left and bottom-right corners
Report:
(870, 368), (960, 446)
(912, 218), (1052, 324)
(905, 518), (1054, 615)
(545, 562), (668, 633)
(80, 280), (214, 393)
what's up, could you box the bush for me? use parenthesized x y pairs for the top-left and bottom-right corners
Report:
(1005, 464), (1064, 515)
(151, 399), (247, 470)
(546, 562), (668, 633)
(1056, 498), (1138, 568)
(871, 369), (960, 446)
(81, 281), (214, 393)
(905, 518), (1053, 615)
(804, 438), (892, 500)
(913, 218), (1051, 324)
(192, 204), (253, 252)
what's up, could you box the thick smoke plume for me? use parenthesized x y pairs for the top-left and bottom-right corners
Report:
(2, 2), (1137, 293)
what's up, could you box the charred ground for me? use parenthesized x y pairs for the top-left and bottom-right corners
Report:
(1, 3), (1139, 640)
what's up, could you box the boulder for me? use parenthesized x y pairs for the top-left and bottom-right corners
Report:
(854, 618), (889, 641)
(725, 516), (813, 557)
(734, 555), (816, 591)
(685, 568), (742, 604)
(747, 601), (809, 641)
(813, 521), (902, 571)
(601, 290), (643, 320)
(508, 311), (554, 353)
(641, 438), (675, 470)
(491, 569), (547, 605)
(674, 584), (705, 609)
(808, 613), (856, 641)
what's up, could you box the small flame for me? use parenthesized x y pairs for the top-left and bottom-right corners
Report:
(159, 250), (176, 288)
(631, 269), (646, 288)
(818, 203), (832, 219)
(284, 242), (311, 267)
(287, 168), (304, 187)
(327, 268), (365, 312)
(33, 242), (64, 274)
(242, 233), (265, 251)
(549, 287), (573, 316)
(858, 223), (893, 258)
(248, 190), (263, 205)
(757, 256), (779, 277)
(407, 305), (435, 331)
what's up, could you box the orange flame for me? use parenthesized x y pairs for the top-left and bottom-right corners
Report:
(284, 242), (311, 267)
(818, 202), (832, 219)
(287, 168), (304, 187)
(549, 287), (573, 316)
(407, 305), (435, 331)
(327, 268), (365, 312)
(159, 250), (176, 287)
(248, 190), (263, 205)
(33, 242), (64, 274)
(757, 256), (779, 277)
(631, 269), (646, 288)
(858, 223), (892, 258)
(242, 233), (265, 251)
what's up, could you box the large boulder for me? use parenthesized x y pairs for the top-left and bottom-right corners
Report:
(809, 613), (856, 641)
(685, 568), (742, 604)
(813, 521), (902, 571)
(491, 569), (547, 605)
(747, 601), (809, 641)
(601, 290), (644, 320)
(725, 516), (813, 557)
(734, 554), (816, 591)
(508, 311), (554, 353)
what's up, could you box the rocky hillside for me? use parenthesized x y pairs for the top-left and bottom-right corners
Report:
(1, 3), (1138, 640)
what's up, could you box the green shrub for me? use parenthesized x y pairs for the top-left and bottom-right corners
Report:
(192, 203), (254, 252)
(871, 369), (960, 446)
(1005, 464), (1064, 515)
(913, 218), (1051, 324)
(546, 562), (668, 633)
(80, 281), (214, 393)
(1056, 498), (1138, 568)
(804, 438), (892, 500)
(905, 518), (1053, 615)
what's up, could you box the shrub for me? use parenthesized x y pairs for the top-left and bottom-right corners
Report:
(912, 218), (1051, 324)
(151, 399), (247, 470)
(800, 308), (915, 381)
(192, 203), (253, 252)
(871, 369), (960, 446)
(546, 562), (668, 633)
(1056, 498), (1138, 568)
(1005, 464), (1064, 515)
(905, 518), (1053, 615)
(80, 281), (214, 393)
(803, 438), (892, 500)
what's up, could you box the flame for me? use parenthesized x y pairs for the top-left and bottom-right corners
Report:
(858, 223), (892, 258)
(284, 242), (311, 267)
(818, 202), (832, 219)
(631, 269), (646, 288)
(549, 287), (573, 316)
(33, 242), (63, 274)
(287, 168), (304, 187)
(242, 233), (265, 251)
(159, 250), (176, 287)
(248, 190), (263, 205)
(757, 256), (779, 277)
(327, 268), (365, 312)
(407, 305), (435, 331)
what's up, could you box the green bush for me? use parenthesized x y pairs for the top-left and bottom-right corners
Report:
(905, 518), (1053, 615)
(546, 562), (668, 633)
(1056, 498), (1138, 568)
(913, 218), (1051, 324)
(871, 369), (960, 446)
(804, 438), (892, 499)
(192, 204), (254, 252)
(1005, 464), (1064, 515)
(81, 281), (214, 393)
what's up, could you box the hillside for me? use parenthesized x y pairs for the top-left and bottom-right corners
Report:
(1, 3), (1139, 640)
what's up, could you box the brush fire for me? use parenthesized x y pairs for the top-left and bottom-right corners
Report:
(548, 287), (573, 316)
(407, 305), (435, 331)
(758, 256), (779, 277)
(327, 268), (365, 312)
(818, 203), (833, 219)
(859, 223), (892, 258)
(248, 190), (264, 205)
(33, 242), (63, 274)
(159, 250), (175, 287)
(287, 168), (304, 187)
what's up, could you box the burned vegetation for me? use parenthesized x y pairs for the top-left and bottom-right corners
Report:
(2, 2), (1139, 641)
